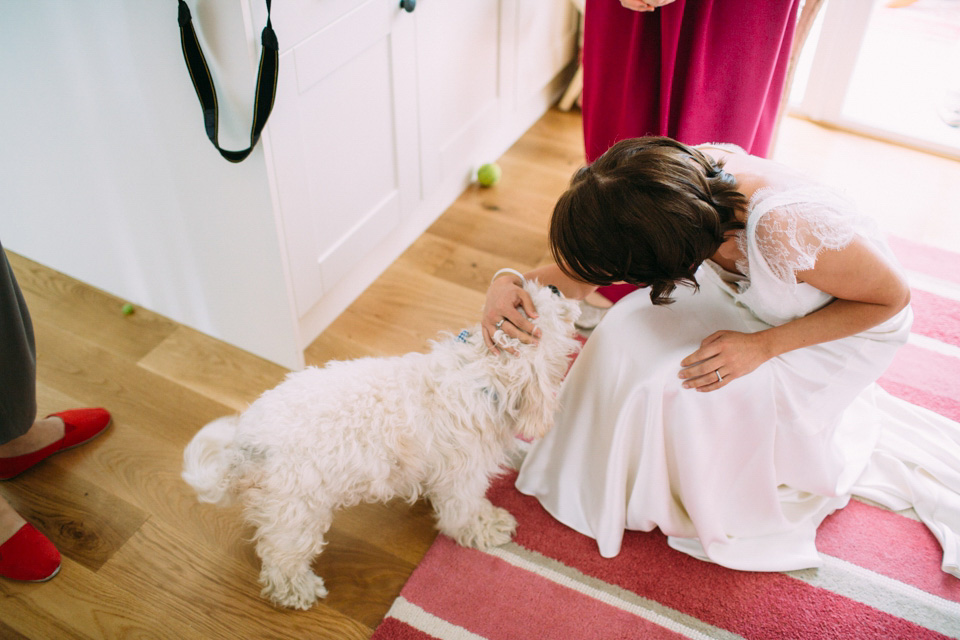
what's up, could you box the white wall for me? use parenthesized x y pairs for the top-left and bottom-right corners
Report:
(1, 2), (303, 368)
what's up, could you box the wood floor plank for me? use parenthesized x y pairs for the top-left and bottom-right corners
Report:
(426, 202), (550, 269)
(0, 572), (92, 640)
(0, 465), (147, 572)
(7, 251), (179, 362)
(138, 325), (290, 413)
(0, 556), (202, 640)
(522, 108), (585, 153)
(0, 620), (30, 640)
(453, 176), (562, 229)
(310, 264), (486, 360)
(333, 499), (439, 567)
(394, 232), (515, 296)
(97, 518), (374, 640)
(317, 527), (421, 629)
(30, 317), (234, 446)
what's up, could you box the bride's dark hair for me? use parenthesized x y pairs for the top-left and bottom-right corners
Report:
(549, 136), (747, 305)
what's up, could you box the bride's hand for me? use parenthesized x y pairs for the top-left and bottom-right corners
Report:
(678, 330), (773, 392)
(482, 275), (540, 354)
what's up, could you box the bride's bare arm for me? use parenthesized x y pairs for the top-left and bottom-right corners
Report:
(680, 236), (911, 391)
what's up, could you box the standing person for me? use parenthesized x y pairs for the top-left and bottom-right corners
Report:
(582, 0), (802, 163)
(480, 137), (960, 576)
(0, 239), (111, 581)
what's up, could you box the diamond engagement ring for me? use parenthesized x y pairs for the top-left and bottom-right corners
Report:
(495, 319), (504, 330)
(716, 371), (723, 382)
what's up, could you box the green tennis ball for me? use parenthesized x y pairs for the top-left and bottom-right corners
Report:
(121, 303), (135, 316)
(477, 163), (501, 187)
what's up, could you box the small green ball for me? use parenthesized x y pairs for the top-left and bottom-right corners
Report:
(121, 303), (135, 316)
(477, 162), (502, 187)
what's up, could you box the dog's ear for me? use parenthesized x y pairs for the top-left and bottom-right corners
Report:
(510, 357), (560, 441)
(498, 281), (580, 440)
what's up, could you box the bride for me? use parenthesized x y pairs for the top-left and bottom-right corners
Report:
(480, 137), (960, 576)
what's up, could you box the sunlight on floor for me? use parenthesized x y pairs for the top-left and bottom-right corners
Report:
(790, 0), (960, 157)
(845, 0), (960, 152)
(779, 0), (960, 254)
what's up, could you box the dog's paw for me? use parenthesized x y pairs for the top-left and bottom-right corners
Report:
(456, 505), (517, 550)
(262, 571), (328, 610)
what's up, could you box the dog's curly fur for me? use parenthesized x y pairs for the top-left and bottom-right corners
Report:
(182, 281), (581, 609)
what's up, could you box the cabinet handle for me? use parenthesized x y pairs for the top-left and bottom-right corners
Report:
(400, 0), (416, 12)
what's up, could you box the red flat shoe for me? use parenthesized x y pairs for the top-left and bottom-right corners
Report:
(0, 523), (61, 582)
(0, 408), (111, 480)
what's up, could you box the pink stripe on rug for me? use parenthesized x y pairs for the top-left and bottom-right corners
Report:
(817, 500), (960, 603)
(398, 535), (689, 640)
(879, 343), (960, 422)
(910, 289), (960, 347)
(889, 236), (960, 286)
(488, 473), (951, 640)
(372, 618), (439, 640)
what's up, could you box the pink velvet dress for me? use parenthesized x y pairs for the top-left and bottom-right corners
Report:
(581, 0), (802, 163)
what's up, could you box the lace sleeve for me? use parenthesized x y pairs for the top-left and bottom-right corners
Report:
(753, 201), (860, 284)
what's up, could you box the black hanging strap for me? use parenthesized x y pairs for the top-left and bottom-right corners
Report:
(177, 0), (279, 163)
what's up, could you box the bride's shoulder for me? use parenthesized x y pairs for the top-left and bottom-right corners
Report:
(746, 180), (855, 220)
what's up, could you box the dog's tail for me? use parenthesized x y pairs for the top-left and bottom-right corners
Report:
(182, 415), (240, 506)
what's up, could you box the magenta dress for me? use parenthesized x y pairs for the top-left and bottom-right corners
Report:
(582, 0), (802, 163)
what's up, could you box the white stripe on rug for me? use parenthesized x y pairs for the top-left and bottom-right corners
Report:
(386, 596), (487, 640)
(485, 544), (745, 640)
(908, 270), (960, 302)
(788, 555), (960, 637)
(909, 332), (960, 359)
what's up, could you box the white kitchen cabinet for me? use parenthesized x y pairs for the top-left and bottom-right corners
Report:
(414, 0), (503, 199)
(2, 0), (577, 369)
(256, 0), (577, 363)
(265, 1), (420, 319)
(265, 0), (578, 336)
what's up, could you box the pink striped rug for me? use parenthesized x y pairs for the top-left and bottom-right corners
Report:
(371, 237), (960, 640)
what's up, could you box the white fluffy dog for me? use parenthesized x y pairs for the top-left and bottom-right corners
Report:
(182, 280), (581, 609)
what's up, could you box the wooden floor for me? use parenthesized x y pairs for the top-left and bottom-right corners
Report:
(2, 107), (959, 639)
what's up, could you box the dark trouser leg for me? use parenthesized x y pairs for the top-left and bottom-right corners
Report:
(0, 239), (37, 446)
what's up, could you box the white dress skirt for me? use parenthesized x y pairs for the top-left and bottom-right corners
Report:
(516, 185), (960, 577)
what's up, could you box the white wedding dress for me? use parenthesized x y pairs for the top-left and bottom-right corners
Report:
(516, 180), (960, 577)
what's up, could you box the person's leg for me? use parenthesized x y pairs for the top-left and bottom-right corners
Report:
(0, 240), (68, 467)
(0, 237), (33, 546)
(0, 243), (112, 581)
(0, 238), (39, 546)
(0, 240), (61, 580)
(0, 238), (38, 448)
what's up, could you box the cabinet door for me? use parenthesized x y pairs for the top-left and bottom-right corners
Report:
(265, 1), (419, 318)
(513, 0), (578, 105)
(414, 0), (503, 198)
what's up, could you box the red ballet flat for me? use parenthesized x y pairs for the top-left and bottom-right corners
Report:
(0, 523), (61, 582)
(0, 408), (111, 480)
